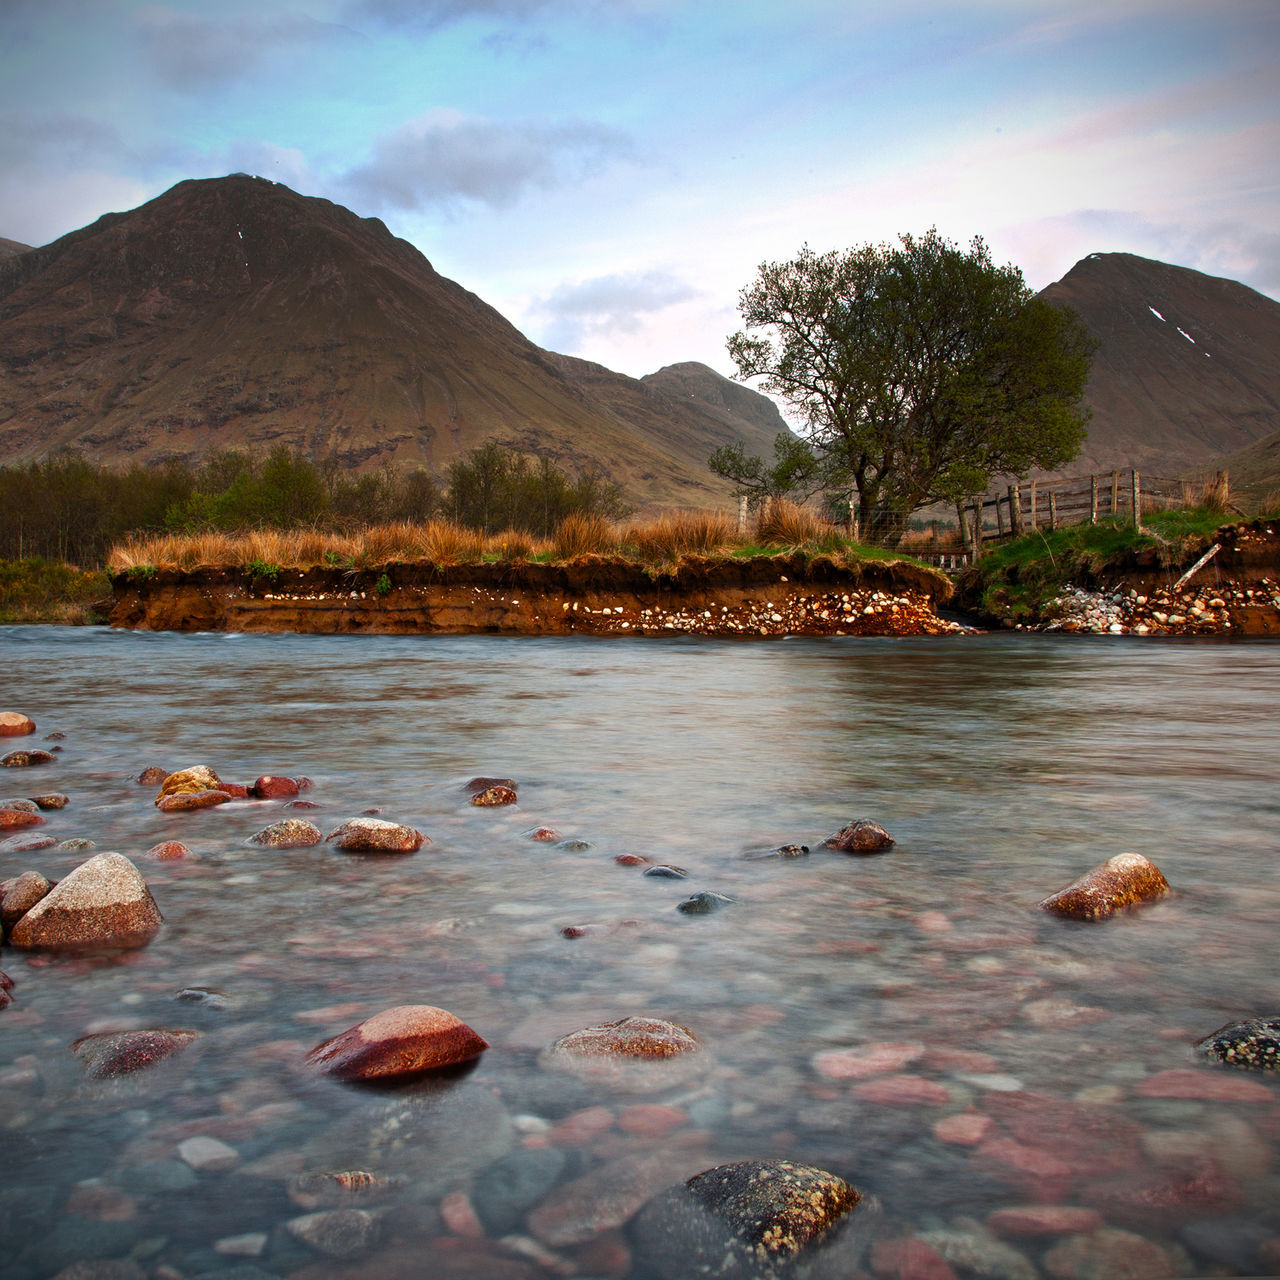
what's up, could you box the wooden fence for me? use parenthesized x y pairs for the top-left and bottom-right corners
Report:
(958, 469), (1229, 561)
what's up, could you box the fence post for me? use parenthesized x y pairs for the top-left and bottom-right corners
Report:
(1131, 470), (1142, 530)
(1111, 471), (1120, 515)
(737, 493), (748, 535)
(1090, 475), (1098, 524)
(995, 495), (1006, 538)
(1008, 484), (1023, 536)
(1049, 491), (1058, 532)
(1029, 480), (1039, 531)
(970, 501), (982, 562)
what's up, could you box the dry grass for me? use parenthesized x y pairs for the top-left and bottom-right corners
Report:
(753, 499), (831, 547)
(552, 513), (617, 559)
(623, 510), (739, 561)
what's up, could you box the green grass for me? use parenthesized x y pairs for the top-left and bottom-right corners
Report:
(0, 558), (112, 624)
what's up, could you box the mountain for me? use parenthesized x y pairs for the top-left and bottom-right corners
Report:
(0, 238), (31, 261)
(0, 175), (783, 509)
(1038, 253), (1280, 479)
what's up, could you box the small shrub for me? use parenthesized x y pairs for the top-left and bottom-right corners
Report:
(374, 572), (392, 596)
(126, 564), (156, 582)
(245, 557), (280, 582)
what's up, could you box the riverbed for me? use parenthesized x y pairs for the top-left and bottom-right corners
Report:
(1, 626), (1278, 1279)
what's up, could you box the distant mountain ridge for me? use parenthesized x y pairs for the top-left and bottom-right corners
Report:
(0, 175), (784, 509)
(1038, 252), (1280, 479)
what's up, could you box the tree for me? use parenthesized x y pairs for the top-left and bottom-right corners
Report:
(708, 431), (823, 508)
(724, 230), (1096, 544)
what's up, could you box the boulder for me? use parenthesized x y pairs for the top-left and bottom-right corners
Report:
(630, 1159), (862, 1280)
(471, 785), (518, 807)
(0, 797), (39, 812)
(305, 1004), (488, 1081)
(0, 712), (36, 736)
(465, 776), (517, 793)
(325, 817), (426, 854)
(1, 869), (54, 928)
(136, 766), (168, 785)
(824, 819), (895, 853)
(1195, 1015), (1280, 1071)
(154, 764), (225, 802)
(542, 1016), (703, 1089)
(0, 807), (45, 830)
(32, 793), (69, 809)
(2, 748), (57, 767)
(1040, 852), (1170, 920)
(252, 774), (300, 799)
(9, 852), (163, 951)
(249, 818), (323, 849)
(156, 788), (232, 813)
(677, 891), (736, 914)
(72, 1029), (199, 1079)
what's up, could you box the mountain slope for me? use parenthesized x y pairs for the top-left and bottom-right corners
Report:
(0, 175), (780, 509)
(1039, 253), (1280, 477)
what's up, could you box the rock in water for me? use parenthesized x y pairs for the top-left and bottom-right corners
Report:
(824, 819), (895, 853)
(1196, 1016), (1280, 1071)
(154, 764), (227, 801)
(630, 1159), (862, 1280)
(249, 818), (322, 848)
(542, 1016), (703, 1089)
(0, 712), (37, 736)
(677, 891), (735, 914)
(9, 852), (163, 951)
(471, 785), (518, 806)
(252, 774), (301, 798)
(1, 870), (54, 928)
(0, 807), (45, 829)
(72, 1029), (199, 1078)
(1039, 852), (1170, 920)
(156, 788), (231, 813)
(1, 749), (57, 767)
(325, 817), (426, 853)
(305, 1005), (487, 1080)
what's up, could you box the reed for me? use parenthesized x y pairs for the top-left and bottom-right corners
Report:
(623, 510), (738, 561)
(552, 513), (616, 559)
(753, 499), (830, 548)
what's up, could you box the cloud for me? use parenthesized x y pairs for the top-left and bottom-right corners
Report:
(133, 6), (347, 90)
(340, 109), (632, 212)
(0, 111), (126, 171)
(344, 0), (578, 31)
(531, 268), (700, 350)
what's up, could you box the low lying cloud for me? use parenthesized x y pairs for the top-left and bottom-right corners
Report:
(341, 109), (631, 212)
(532, 268), (700, 352)
(344, 0), (586, 32)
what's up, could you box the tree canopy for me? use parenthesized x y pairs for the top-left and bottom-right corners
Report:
(719, 230), (1097, 543)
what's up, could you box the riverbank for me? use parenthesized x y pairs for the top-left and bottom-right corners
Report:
(107, 552), (970, 637)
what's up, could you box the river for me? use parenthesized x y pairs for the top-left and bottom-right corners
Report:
(1, 626), (1278, 1279)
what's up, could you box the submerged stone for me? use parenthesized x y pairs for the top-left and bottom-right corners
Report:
(156, 788), (232, 813)
(677, 891), (735, 914)
(471, 785), (518, 807)
(325, 817), (425, 854)
(154, 764), (227, 801)
(72, 1028), (199, 1078)
(2, 749), (57, 767)
(249, 818), (322, 848)
(1040, 852), (1170, 920)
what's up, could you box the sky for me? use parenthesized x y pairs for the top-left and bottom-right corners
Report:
(3, 0), (1279, 384)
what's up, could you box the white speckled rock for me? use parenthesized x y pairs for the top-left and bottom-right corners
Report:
(325, 817), (426, 854)
(9, 852), (163, 951)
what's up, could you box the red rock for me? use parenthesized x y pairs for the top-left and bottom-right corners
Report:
(614, 853), (652, 866)
(987, 1206), (1105, 1237)
(1043, 1227), (1180, 1280)
(325, 817), (426, 854)
(932, 1111), (992, 1146)
(156, 789), (231, 812)
(72, 1028), (199, 1078)
(9, 852), (163, 951)
(852, 1075), (951, 1105)
(146, 841), (196, 861)
(305, 1005), (487, 1080)
(618, 1104), (688, 1136)
(221, 781), (250, 798)
(813, 1041), (926, 1080)
(528, 827), (560, 842)
(546, 1016), (699, 1061)
(1, 832), (56, 852)
(1082, 1157), (1243, 1229)
(30, 792), (68, 809)
(471, 785), (517, 806)
(252, 774), (300, 799)
(825, 818), (895, 853)
(871, 1238), (958, 1280)
(973, 1138), (1074, 1201)
(0, 807), (44, 829)
(981, 1091), (1144, 1176)
(922, 1048), (999, 1073)
(528, 1152), (683, 1246)
(1133, 1067), (1276, 1102)
(136, 766), (168, 785)
(549, 1105), (615, 1144)
(1040, 852), (1169, 920)
(1, 870), (54, 927)
(0, 712), (36, 736)
(2, 749), (56, 767)
(440, 1191), (484, 1237)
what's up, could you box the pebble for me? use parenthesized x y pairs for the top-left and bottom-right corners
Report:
(813, 1041), (926, 1080)
(933, 1112), (993, 1146)
(247, 818), (322, 848)
(177, 1136), (240, 1171)
(1134, 1067), (1277, 1102)
(824, 818), (895, 853)
(676, 891), (735, 914)
(1042, 1227), (1180, 1280)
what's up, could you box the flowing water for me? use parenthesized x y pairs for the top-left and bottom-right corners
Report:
(1, 625), (1278, 1279)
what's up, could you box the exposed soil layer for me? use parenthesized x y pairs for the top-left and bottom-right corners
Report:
(108, 553), (968, 637)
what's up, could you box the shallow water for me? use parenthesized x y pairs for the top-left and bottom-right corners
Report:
(1, 626), (1278, 1279)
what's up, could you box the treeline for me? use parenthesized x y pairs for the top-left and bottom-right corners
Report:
(0, 444), (630, 566)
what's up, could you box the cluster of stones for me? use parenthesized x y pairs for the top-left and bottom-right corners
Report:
(568, 588), (970, 637)
(1044, 580), (1280, 634)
